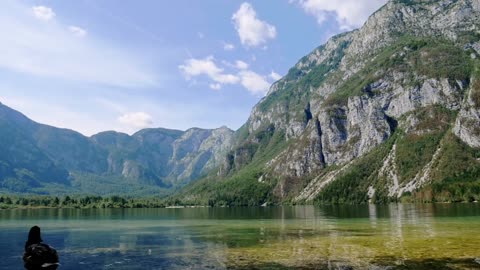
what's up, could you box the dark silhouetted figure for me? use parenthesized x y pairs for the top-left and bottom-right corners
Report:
(23, 226), (59, 270)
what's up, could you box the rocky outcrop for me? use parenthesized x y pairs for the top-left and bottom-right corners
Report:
(454, 82), (480, 148)
(94, 126), (234, 187)
(222, 0), (480, 203)
(168, 127), (234, 185)
(454, 107), (480, 148)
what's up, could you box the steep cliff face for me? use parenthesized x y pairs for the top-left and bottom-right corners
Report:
(168, 127), (234, 185)
(454, 69), (480, 147)
(179, 0), (480, 206)
(91, 126), (234, 187)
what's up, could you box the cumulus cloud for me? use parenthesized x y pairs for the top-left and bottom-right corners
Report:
(68, 26), (87, 37)
(239, 70), (270, 95)
(179, 56), (240, 85)
(293, 0), (387, 30)
(118, 112), (153, 129)
(0, 1), (157, 88)
(269, 71), (282, 81)
(232, 2), (277, 47)
(32, 6), (55, 21)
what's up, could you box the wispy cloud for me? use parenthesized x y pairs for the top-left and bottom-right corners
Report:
(83, 0), (164, 43)
(232, 2), (277, 47)
(209, 83), (222, 90)
(223, 42), (235, 51)
(179, 56), (240, 85)
(68, 25), (88, 37)
(32, 6), (55, 21)
(0, 1), (157, 88)
(235, 60), (249, 70)
(179, 56), (271, 96)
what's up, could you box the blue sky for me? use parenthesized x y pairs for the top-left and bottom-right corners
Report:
(0, 0), (387, 136)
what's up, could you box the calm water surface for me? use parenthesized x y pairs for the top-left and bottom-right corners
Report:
(1, 204), (480, 269)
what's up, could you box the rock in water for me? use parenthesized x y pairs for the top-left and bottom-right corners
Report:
(23, 243), (59, 270)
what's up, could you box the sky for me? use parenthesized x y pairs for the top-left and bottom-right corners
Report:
(0, 0), (387, 136)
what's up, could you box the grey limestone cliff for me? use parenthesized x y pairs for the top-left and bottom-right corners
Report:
(220, 0), (480, 203)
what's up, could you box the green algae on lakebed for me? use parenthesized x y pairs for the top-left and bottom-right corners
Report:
(217, 220), (480, 269)
(193, 205), (480, 269)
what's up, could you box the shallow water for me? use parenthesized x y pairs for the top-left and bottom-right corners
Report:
(1, 204), (480, 269)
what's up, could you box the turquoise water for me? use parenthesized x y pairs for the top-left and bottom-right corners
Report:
(1, 204), (480, 269)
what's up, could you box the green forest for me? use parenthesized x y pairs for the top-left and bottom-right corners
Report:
(0, 195), (166, 209)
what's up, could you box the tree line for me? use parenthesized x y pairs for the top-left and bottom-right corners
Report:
(0, 195), (166, 209)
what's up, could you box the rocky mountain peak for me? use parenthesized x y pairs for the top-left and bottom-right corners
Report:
(180, 0), (480, 206)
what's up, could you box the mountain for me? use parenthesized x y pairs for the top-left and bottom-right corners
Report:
(0, 102), (234, 195)
(3, 0), (480, 204)
(173, 0), (480, 205)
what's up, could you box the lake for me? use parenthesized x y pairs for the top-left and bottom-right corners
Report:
(1, 204), (480, 269)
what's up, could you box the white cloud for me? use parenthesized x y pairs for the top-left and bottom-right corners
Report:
(197, 32), (205, 39)
(293, 0), (387, 30)
(223, 43), (235, 51)
(179, 56), (240, 85)
(232, 2), (277, 47)
(118, 112), (153, 129)
(239, 70), (270, 95)
(269, 71), (282, 81)
(32, 6), (55, 21)
(209, 83), (222, 90)
(180, 56), (272, 95)
(68, 26), (87, 37)
(0, 1), (157, 88)
(235, 60), (249, 70)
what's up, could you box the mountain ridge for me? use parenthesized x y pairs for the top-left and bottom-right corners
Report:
(2, 0), (480, 204)
(0, 101), (234, 195)
(171, 0), (480, 205)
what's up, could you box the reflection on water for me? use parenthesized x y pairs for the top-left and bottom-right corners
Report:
(1, 204), (480, 269)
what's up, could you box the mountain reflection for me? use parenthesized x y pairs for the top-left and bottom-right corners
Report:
(1, 205), (480, 269)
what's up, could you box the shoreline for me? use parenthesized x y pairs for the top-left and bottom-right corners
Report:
(1, 200), (478, 210)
